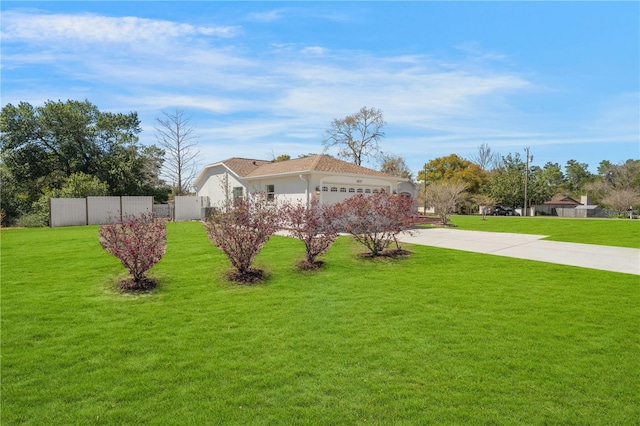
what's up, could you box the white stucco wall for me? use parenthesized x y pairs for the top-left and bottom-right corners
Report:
(246, 175), (309, 204)
(195, 167), (417, 207)
(195, 166), (247, 207)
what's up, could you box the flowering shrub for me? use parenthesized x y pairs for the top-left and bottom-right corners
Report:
(336, 192), (419, 256)
(204, 192), (282, 282)
(98, 212), (166, 290)
(281, 199), (341, 268)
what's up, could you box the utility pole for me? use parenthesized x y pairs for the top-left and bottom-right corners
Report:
(422, 163), (428, 215)
(523, 147), (533, 217)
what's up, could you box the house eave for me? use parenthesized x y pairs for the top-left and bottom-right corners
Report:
(245, 170), (410, 182)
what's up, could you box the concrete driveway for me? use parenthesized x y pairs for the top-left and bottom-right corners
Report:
(396, 228), (640, 275)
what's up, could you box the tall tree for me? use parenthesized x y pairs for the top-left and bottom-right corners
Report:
(155, 109), (200, 196)
(0, 99), (167, 223)
(487, 153), (526, 208)
(322, 106), (386, 166)
(379, 153), (413, 180)
(417, 154), (487, 194)
(588, 159), (640, 206)
(564, 159), (593, 195)
(598, 159), (640, 190)
(469, 142), (501, 171)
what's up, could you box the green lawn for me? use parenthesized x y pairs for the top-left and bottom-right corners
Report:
(2, 222), (638, 424)
(447, 215), (640, 248)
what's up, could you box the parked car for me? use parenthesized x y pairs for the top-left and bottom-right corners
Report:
(491, 206), (520, 216)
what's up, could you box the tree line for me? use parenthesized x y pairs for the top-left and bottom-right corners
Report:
(0, 100), (199, 227)
(2, 100), (638, 227)
(321, 107), (639, 217)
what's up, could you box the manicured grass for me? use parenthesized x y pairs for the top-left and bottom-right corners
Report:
(447, 215), (640, 248)
(2, 223), (639, 424)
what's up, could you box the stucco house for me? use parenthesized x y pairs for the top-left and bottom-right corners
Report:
(193, 154), (417, 207)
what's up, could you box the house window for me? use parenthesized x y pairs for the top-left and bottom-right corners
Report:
(357, 188), (363, 193)
(340, 187), (346, 192)
(365, 189), (371, 193)
(322, 186), (328, 192)
(373, 189), (379, 194)
(330, 187), (338, 192)
(232, 187), (243, 200)
(348, 188), (355, 193)
(266, 184), (275, 202)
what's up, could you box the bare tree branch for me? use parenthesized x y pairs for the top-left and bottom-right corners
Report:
(155, 109), (200, 196)
(322, 106), (386, 166)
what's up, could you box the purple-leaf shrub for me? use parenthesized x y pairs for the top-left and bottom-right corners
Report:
(281, 199), (341, 266)
(98, 212), (167, 285)
(336, 192), (419, 256)
(204, 192), (283, 281)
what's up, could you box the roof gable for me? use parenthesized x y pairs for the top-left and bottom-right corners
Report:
(543, 195), (581, 205)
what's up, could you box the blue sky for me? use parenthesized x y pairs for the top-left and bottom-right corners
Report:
(2, 1), (638, 175)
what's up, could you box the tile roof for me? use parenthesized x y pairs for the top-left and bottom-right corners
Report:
(220, 157), (272, 176)
(220, 155), (402, 179)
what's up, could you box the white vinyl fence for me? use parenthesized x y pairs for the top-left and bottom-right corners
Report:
(50, 196), (209, 227)
(49, 198), (87, 227)
(50, 196), (153, 227)
(174, 196), (209, 221)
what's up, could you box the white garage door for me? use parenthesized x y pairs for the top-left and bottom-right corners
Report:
(320, 185), (385, 204)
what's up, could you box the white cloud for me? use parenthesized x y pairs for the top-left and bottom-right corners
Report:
(246, 9), (286, 23)
(4, 9), (634, 175)
(1, 11), (240, 45)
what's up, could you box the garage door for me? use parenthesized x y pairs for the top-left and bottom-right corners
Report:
(320, 185), (384, 204)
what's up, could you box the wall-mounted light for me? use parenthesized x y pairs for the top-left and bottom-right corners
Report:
(315, 186), (320, 195)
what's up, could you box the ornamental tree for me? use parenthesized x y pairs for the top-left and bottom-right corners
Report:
(423, 181), (467, 225)
(281, 199), (341, 268)
(98, 212), (166, 291)
(204, 192), (282, 282)
(336, 192), (418, 257)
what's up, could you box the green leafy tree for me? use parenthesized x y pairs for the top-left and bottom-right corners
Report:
(28, 172), (111, 227)
(598, 159), (640, 190)
(487, 153), (525, 208)
(417, 154), (487, 194)
(275, 154), (291, 162)
(587, 159), (640, 206)
(0, 99), (168, 223)
(564, 159), (593, 195)
(526, 163), (564, 206)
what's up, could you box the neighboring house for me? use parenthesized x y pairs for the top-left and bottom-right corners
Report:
(535, 195), (605, 217)
(535, 195), (581, 216)
(193, 154), (417, 207)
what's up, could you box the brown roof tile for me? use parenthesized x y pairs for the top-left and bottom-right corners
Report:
(218, 157), (271, 177)
(543, 195), (581, 205)
(241, 155), (400, 179)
